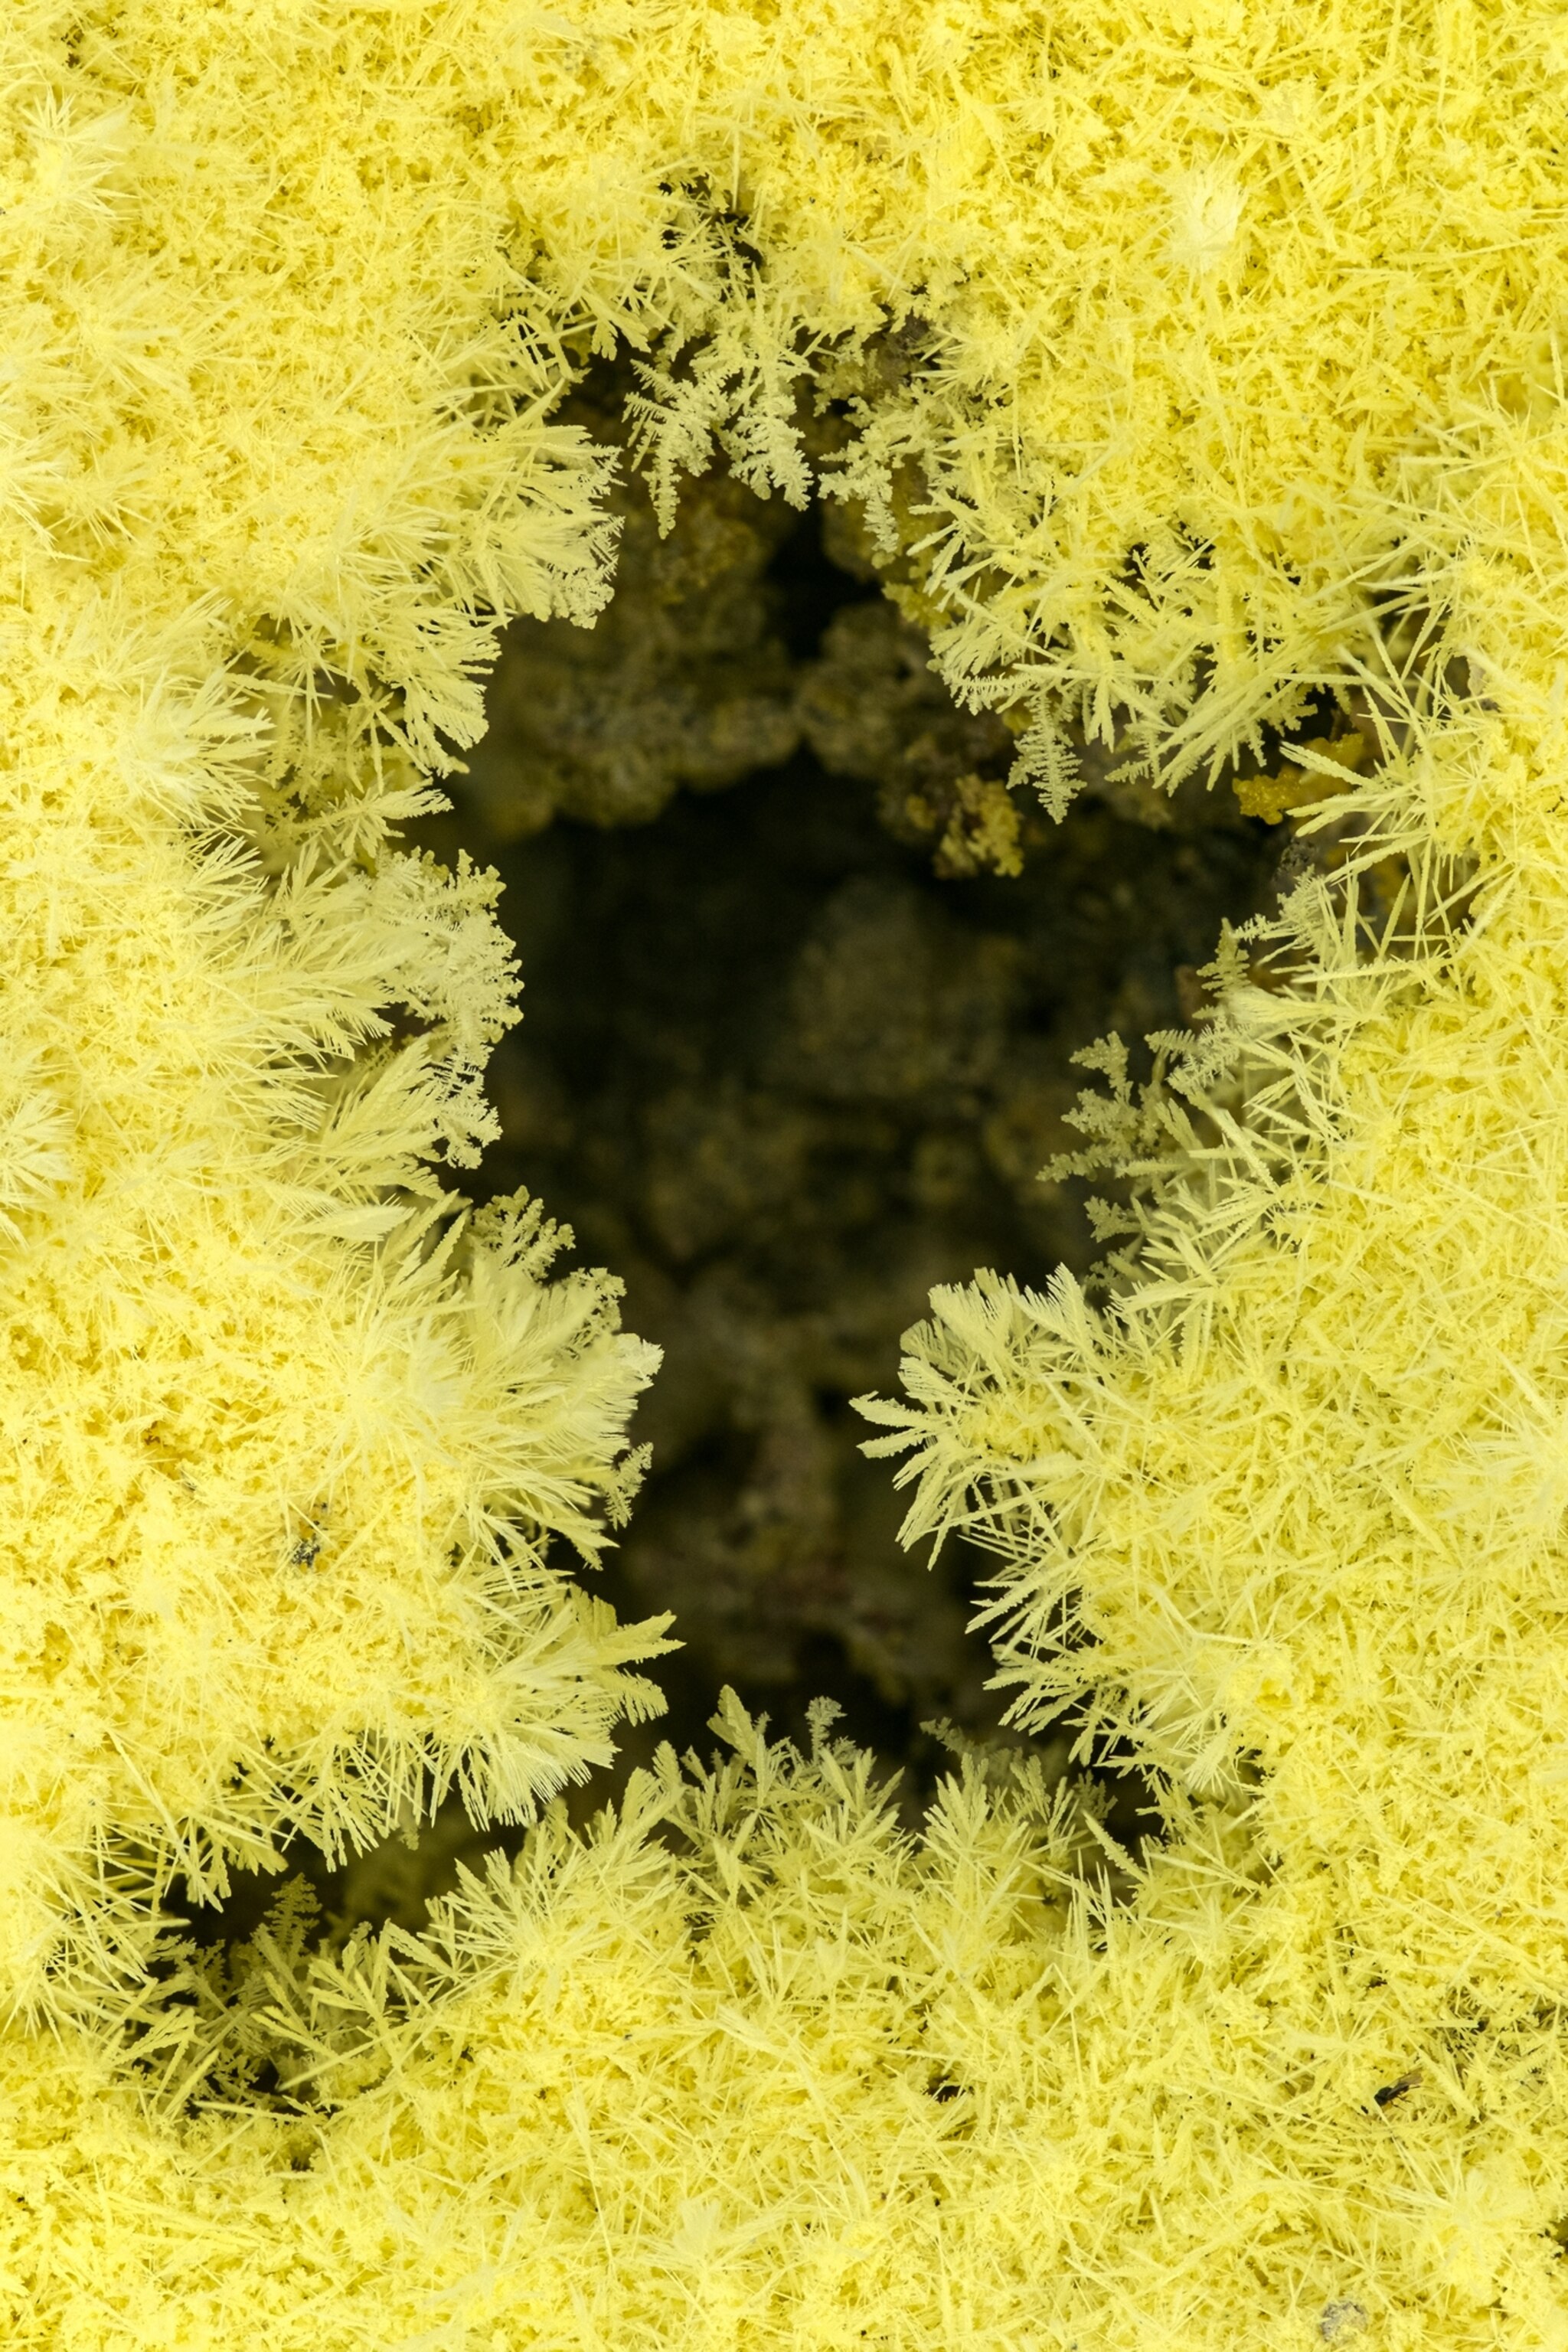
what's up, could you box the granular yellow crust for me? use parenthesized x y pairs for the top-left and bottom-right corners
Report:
(5, 3), (1568, 2344)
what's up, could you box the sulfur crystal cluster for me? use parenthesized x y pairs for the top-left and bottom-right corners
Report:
(6, 3), (1568, 2347)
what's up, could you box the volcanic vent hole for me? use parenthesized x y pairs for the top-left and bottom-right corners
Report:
(174, 460), (1293, 2007)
